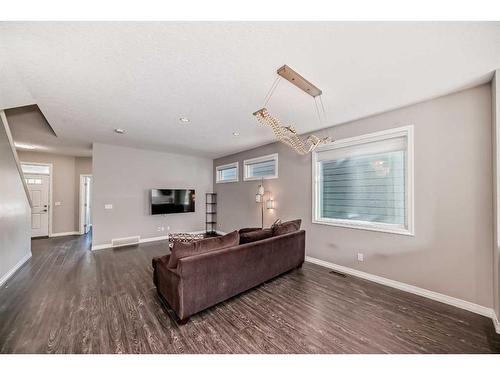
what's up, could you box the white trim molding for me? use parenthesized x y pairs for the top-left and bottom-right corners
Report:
(243, 153), (279, 181)
(305, 256), (498, 329)
(50, 231), (79, 237)
(312, 125), (414, 236)
(216, 161), (239, 183)
(493, 313), (500, 334)
(0, 252), (32, 287)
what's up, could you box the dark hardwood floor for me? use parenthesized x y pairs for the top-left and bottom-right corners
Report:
(1, 233), (499, 354)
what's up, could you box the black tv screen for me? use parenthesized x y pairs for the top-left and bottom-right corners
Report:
(151, 189), (195, 215)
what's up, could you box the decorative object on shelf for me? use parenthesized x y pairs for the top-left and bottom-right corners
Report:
(253, 65), (333, 155)
(255, 179), (274, 228)
(205, 193), (217, 235)
(168, 232), (205, 249)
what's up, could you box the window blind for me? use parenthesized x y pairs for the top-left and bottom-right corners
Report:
(319, 139), (406, 226)
(246, 159), (276, 178)
(220, 167), (237, 181)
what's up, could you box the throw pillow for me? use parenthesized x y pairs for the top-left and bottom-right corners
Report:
(239, 228), (273, 244)
(238, 227), (262, 234)
(167, 230), (239, 269)
(273, 219), (302, 236)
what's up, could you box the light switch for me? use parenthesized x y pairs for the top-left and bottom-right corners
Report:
(55, 202), (61, 206)
(104, 204), (113, 210)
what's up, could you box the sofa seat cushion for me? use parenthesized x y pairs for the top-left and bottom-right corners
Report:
(239, 228), (273, 244)
(273, 219), (302, 236)
(167, 230), (239, 269)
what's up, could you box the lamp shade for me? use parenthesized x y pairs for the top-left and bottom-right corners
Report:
(266, 198), (274, 209)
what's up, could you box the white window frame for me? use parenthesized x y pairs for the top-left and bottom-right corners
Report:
(216, 161), (239, 183)
(312, 125), (414, 236)
(243, 153), (279, 181)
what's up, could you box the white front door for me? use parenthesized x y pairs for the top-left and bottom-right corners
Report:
(25, 174), (50, 237)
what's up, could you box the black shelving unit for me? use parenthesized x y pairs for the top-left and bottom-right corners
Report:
(205, 193), (217, 235)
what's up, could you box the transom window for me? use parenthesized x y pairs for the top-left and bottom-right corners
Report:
(21, 163), (50, 175)
(216, 162), (239, 183)
(243, 153), (278, 181)
(312, 126), (414, 235)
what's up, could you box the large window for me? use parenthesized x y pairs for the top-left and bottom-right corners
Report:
(243, 153), (278, 181)
(312, 126), (414, 235)
(216, 162), (239, 183)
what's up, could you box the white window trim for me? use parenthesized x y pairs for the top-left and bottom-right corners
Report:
(243, 153), (279, 181)
(216, 161), (239, 183)
(312, 125), (414, 236)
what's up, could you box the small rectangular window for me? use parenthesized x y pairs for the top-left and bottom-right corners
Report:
(312, 126), (414, 235)
(216, 162), (239, 183)
(21, 163), (50, 175)
(243, 153), (278, 181)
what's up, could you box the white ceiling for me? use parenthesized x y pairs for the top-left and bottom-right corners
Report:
(1, 22), (499, 159)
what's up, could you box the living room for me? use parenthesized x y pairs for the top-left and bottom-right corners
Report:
(1, 1), (500, 373)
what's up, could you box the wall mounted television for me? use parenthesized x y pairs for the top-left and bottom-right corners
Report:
(151, 189), (195, 215)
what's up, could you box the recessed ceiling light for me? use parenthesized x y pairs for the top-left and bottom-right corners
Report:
(14, 142), (36, 150)
(232, 132), (240, 136)
(179, 117), (190, 123)
(114, 128), (126, 134)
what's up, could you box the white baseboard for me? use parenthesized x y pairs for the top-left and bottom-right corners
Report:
(50, 231), (79, 238)
(0, 252), (32, 287)
(92, 234), (172, 251)
(91, 230), (228, 250)
(305, 256), (498, 326)
(493, 313), (500, 334)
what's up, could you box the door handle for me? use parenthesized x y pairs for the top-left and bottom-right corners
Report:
(42, 209), (48, 212)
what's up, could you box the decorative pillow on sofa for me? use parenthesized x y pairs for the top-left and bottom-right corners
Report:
(239, 228), (273, 244)
(167, 230), (239, 269)
(238, 227), (262, 234)
(273, 219), (302, 236)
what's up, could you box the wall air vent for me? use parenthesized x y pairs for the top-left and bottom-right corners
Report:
(111, 235), (140, 248)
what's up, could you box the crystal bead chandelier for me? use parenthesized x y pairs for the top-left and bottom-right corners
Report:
(253, 65), (332, 155)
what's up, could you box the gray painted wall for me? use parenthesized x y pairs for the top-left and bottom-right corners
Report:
(17, 151), (92, 234)
(0, 115), (31, 283)
(92, 143), (213, 247)
(214, 84), (493, 308)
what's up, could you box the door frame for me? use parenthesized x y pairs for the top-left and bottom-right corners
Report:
(21, 162), (53, 237)
(79, 174), (92, 235)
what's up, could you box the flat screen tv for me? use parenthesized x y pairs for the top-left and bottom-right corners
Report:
(151, 189), (195, 215)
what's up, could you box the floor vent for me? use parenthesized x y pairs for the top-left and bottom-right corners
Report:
(329, 270), (347, 278)
(111, 236), (140, 248)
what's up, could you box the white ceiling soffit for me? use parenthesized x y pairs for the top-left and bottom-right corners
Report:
(0, 22), (499, 158)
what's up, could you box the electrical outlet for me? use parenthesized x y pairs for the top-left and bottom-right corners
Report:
(357, 253), (364, 262)
(167, 226), (170, 231)
(157, 226), (162, 232)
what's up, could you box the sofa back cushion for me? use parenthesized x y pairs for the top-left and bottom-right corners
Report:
(239, 228), (273, 244)
(238, 227), (262, 234)
(273, 219), (302, 236)
(167, 231), (239, 269)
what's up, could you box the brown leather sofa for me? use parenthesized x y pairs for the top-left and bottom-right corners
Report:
(152, 228), (305, 324)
